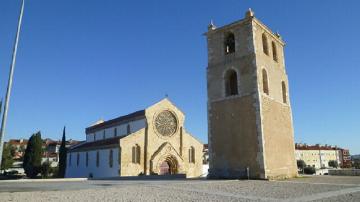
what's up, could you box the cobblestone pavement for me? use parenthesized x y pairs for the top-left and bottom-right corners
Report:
(0, 175), (359, 201)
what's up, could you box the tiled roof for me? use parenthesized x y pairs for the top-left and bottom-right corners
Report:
(85, 110), (145, 134)
(69, 136), (124, 152)
(295, 145), (339, 151)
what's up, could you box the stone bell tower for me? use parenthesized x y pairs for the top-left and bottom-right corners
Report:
(206, 9), (298, 179)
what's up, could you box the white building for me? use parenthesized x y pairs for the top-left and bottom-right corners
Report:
(295, 144), (341, 169)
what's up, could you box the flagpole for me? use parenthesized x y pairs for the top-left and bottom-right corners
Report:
(0, 0), (25, 169)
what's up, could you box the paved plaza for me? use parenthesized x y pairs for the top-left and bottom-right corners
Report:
(0, 175), (360, 201)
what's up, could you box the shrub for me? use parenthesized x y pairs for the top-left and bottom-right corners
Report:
(41, 162), (51, 178)
(23, 132), (43, 178)
(328, 160), (338, 168)
(297, 160), (306, 171)
(304, 166), (316, 175)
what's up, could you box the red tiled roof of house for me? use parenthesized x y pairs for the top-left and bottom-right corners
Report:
(295, 144), (339, 151)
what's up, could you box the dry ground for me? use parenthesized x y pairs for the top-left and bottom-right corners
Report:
(0, 175), (359, 201)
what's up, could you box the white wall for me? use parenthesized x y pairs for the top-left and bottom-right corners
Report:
(86, 119), (146, 142)
(202, 164), (209, 177)
(65, 148), (120, 178)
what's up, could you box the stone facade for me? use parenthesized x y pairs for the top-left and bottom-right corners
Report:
(66, 98), (203, 178)
(206, 9), (298, 179)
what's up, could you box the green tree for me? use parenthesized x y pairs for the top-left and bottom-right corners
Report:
(353, 160), (360, 169)
(297, 160), (306, 172)
(10, 145), (16, 158)
(1, 144), (14, 172)
(304, 166), (316, 175)
(328, 160), (338, 168)
(23, 132), (43, 178)
(58, 127), (67, 178)
(41, 161), (51, 178)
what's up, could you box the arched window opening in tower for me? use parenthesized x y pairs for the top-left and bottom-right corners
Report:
(224, 32), (235, 54)
(262, 69), (269, 95)
(272, 41), (278, 62)
(225, 69), (239, 96)
(262, 33), (269, 55)
(282, 81), (287, 103)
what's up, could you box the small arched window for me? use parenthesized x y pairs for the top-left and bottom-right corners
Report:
(136, 145), (141, 164)
(225, 69), (238, 96)
(189, 146), (195, 163)
(127, 124), (131, 135)
(86, 152), (89, 167)
(262, 69), (269, 95)
(96, 151), (100, 167)
(76, 153), (80, 167)
(262, 33), (269, 55)
(103, 130), (106, 139)
(272, 41), (278, 62)
(224, 32), (235, 54)
(132, 145), (140, 164)
(114, 128), (117, 137)
(109, 150), (113, 168)
(282, 81), (287, 104)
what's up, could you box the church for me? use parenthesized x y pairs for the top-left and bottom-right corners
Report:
(66, 98), (203, 178)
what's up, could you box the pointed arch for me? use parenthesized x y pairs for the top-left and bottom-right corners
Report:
(262, 69), (269, 95)
(262, 33), (269, 55)
(272, 41), (278, 62)
(224, 32), (235, 54)
(282, 81), (287, 103)
(225, 69), (238, 96)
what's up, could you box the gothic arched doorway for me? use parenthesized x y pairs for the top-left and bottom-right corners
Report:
(158, 156), (178, 175)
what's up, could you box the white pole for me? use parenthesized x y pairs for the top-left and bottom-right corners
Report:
(0, 0), (25, 169)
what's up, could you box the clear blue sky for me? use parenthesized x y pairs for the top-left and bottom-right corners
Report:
(1, 0), (359, 154)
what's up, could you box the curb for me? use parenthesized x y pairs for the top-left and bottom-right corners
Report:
(0, 178), (88, 183)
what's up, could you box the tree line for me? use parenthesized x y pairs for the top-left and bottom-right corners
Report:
(1, 127), (67, 178)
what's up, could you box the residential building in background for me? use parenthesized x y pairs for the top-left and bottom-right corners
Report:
(4, 138), (80, 174)
(339, 149), (351, 168)
(295, 143), (351, 169)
